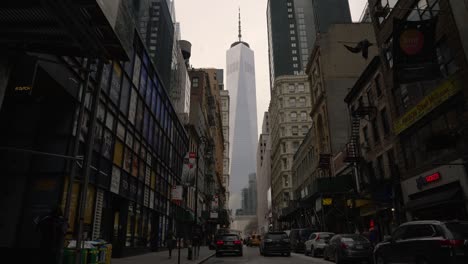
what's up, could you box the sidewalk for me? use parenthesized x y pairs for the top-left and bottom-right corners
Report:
(112, 246), (214, 264)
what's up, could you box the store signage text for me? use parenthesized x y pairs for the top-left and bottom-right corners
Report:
(394, 77), (461, 135)
(416, 172), (441, 190)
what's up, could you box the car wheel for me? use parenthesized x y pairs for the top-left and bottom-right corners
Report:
(304, 246), (309, 256)
(216, 253), (222, 258)
(311, 246), (316, 257)
(287, 252), (291, 257)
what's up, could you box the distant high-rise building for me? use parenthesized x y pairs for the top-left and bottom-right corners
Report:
(267, 0), (352, 88)
(226, 10), (258, 210)
(132, 0), (174, 89)
(240, 173), (257, 215)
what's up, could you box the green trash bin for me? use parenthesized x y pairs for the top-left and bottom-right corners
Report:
(62, 248), (88, 264)
(87, 249), (99, 264)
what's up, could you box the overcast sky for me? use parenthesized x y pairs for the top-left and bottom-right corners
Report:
(175, 0), (368, 211)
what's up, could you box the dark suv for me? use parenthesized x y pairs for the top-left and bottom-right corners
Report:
(290, 228), (315, 252)
(260, 231), (291, 256)
(374, 220), (468, 264)
(215, 233), (243, 257)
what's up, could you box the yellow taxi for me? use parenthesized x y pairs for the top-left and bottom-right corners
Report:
(250, 234), (261, 247)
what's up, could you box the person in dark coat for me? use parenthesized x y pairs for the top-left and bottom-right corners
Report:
(192, 232), (201, 259)
(165, 231), (176, 258)
(36, 207), (67, 264)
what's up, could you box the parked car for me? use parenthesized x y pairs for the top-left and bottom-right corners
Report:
(260, 231), (291, 256)
(215, 233), (243, 257)
(323, 234), (373, 263)
(374, 220), (468, 264)
(304, 232), (335, 257)
(250, 234), (262, 247)
(290, 228), (316, 252)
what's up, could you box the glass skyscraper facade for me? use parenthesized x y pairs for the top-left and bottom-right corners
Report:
(267, 0), (352, 88)
(226, 39), (258, 210)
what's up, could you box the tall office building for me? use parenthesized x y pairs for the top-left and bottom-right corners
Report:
(226, 11), (258, 210)
(131, 0), (174, 89)
(256, 112), (271, 233)
(267, 0), (352, 88)
(240, 173), (257, 215)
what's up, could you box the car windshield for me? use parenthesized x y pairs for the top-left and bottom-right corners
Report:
(220, 235), (239, 241)
(342, 235), (369, 243)
(266, 233), (288, 240)
(445, 223), (468, 239)
(318, 233), (333, 240)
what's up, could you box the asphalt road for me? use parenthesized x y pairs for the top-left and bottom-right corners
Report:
(205, 246), (331, 264)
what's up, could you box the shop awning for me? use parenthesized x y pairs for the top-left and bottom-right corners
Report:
(405, 188), (462, 211)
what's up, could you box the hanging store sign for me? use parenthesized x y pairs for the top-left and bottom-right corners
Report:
(171, 185), (183, 201)
(393, 77), (461, 134)
(393, 17), (440, 83)
(416, 172), (441, 190)
(182, 152), (196, 185)
(210, 212), (219, 219)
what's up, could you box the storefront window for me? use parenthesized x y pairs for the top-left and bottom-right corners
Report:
(131, 155), (139, 177)
(101, 63), (111, 93)
(140, 67), (147, 97)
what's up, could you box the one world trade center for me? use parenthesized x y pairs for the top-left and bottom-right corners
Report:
(226, 11), (258, 210)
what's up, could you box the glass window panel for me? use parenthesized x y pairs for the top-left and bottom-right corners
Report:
(102, 129), (114, 159)
(148, 119), (154, 147)
(113, 140), (124, 167)
(101, 63), (111, 93)
(105, 111), (115, 130)
(133, 55), (141, 88)
(123, 147), (132, 172)
(110, 62), (122, 104)
(143, 108), (150, 140)
(117, 122), (125, 140)
(129, 89), (137, 125)
(140, 67), (148, 96)
(134, 140), (141, 154)
(139, 160), (145, 181)
(120, 76), (131, 115)
(97, 101), (106, 122)
(126, 132), (133, 148)
(132, 156), (139, 177)
(136, 99), (144, 132)
(93, 123), (103, 152)
(146, 82), (153, 107)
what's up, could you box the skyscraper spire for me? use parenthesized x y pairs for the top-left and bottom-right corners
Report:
(238, 7), (242, 42)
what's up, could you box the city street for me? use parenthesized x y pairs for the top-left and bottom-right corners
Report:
(205, 247), (330, 264)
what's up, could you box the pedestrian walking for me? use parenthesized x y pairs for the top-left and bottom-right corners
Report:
(165, 231), (176, 259)
(35, 207), (67, 264)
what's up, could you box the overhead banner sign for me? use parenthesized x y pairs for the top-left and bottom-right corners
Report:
(394, 77), (461, 134)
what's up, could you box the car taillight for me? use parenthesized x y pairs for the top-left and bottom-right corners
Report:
(315, 234), (320, 241)
(439, 239), (464, 247)
(234, 240), (242, 245)
(216, 240), (224, 245)
(340, 243), (348, 249)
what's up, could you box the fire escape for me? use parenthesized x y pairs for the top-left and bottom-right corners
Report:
(344, 106), (376, 163)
